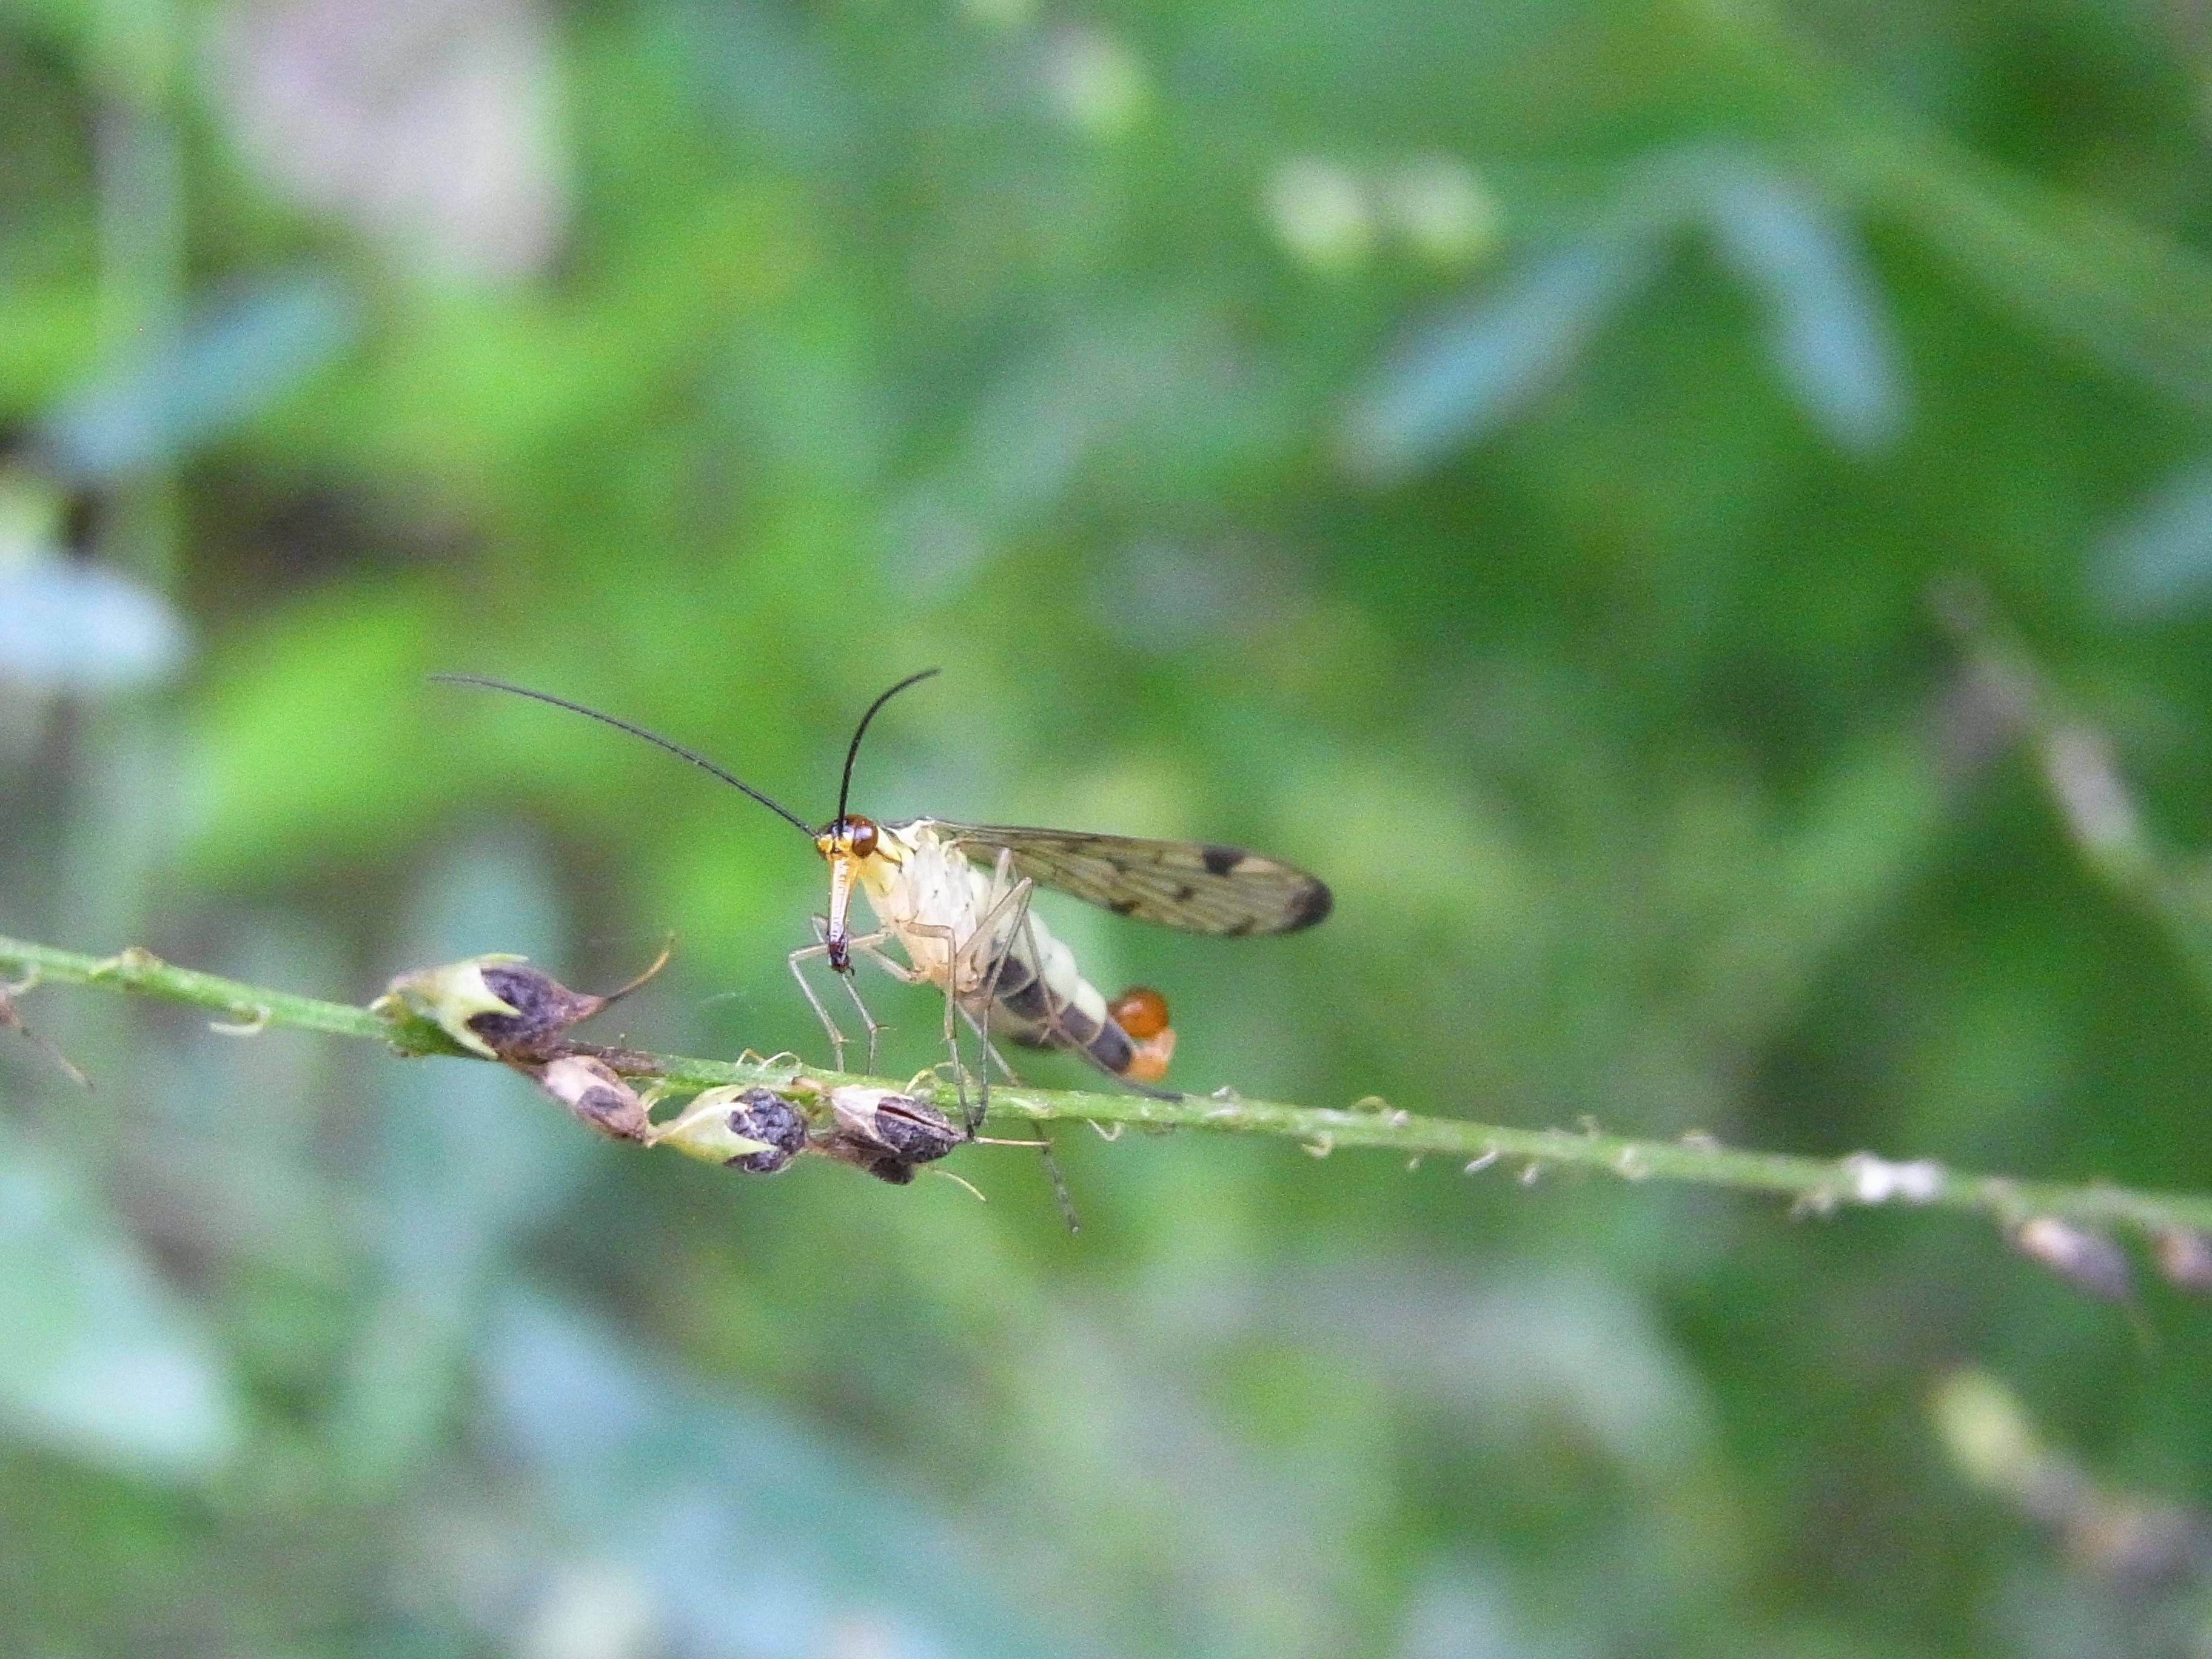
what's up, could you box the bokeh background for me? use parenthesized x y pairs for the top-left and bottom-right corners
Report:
(6, 0), (2212, 1653)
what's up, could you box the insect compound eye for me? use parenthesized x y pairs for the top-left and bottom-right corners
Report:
(1109, 985), (1171, 1040)
(845, 816), (878, 858)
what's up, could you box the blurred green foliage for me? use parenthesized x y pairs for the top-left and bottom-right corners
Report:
(7, 0), (2212, 1652)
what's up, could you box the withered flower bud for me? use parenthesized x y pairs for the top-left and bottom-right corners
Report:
(820, 1086), (961, 1185)
(2011, 1217), (2133, 1302)
(374, 945), (669, 1062)
(524, 1054), (651, 1142)
(374, 956), (531, 1059)
(468, 962), (613, 1060)
(2153, 1228), (2212, 1296)
(652, 1084), (810, 1174)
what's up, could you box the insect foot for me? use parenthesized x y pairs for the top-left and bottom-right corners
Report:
(374, 947), (669, 1063)
(651, 1084), (811, 1173)
(818, 1085), (961, 1185)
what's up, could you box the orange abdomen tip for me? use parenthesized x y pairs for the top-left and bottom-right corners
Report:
(1125, 1026), (1176, 1084)
(1109, 985), (1170, 1040)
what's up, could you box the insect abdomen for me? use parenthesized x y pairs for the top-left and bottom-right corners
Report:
(992, 949), (1173, 1083)
(993, 955), (1131, 1071)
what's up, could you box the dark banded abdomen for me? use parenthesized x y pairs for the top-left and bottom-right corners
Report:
(991, 950), (1136, 1075)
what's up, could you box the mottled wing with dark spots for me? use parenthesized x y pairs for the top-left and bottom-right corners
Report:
(928, 821), (1332, 936)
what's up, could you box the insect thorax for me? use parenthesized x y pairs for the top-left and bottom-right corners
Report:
(853, 823), (1081, 1009)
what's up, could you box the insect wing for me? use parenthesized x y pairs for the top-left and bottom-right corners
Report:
(933, 822), (1332, 936)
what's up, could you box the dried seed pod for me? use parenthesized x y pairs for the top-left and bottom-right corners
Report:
(2153, 1228), (2212, 1296)
(820, 1086), (960, 1184)
(468, 962), (615, 1060)
(653, 1084), (811, 1173)
(724, 1087), (810, 1174)
(2011, 1217), (2133, 1302)
(374, 956), (531, 1059)
(375, 945), (669, 1062)
(525, 1054), (651, 1142)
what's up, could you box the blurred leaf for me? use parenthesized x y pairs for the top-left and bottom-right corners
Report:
(1704, 162), (1907, 454)
(1338, 235), (1658, 479)
(184, 575), (449, 882)
(481, 1293), (1076, 1659)
(1863, 94), (2212, 420)
(1689, 0), (2212, 415)
(891, 301), (1274, 584)
(0, 472), (188, 690)
(0, 560), (189, 692)
(1393, 1561), (1532, 1659)
(333, 834), (589, 1490)
(0, 1121), (243, 1480)
(212, 0), (569, 281)
(674, 0), (858, 166)
(35, 272), (355, 481)
(2092, 460), (2212, 618)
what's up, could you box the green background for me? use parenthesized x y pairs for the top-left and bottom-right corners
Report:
(4, 0), (2212, 1652)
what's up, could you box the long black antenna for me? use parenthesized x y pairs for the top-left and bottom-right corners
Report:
(432, 673), (817, 836)
(837, 668), (940, 826)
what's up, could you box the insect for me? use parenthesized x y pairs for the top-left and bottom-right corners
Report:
(433, 671), (1332, 1128)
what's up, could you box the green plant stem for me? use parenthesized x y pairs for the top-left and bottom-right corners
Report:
(7, 931), (2212, 1238)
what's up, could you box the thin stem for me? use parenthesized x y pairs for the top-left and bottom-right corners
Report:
(6, 931), (2212, 1238)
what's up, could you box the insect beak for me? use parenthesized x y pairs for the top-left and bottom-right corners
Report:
(823, 849), (858, 974)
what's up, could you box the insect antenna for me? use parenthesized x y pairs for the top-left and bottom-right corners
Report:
(836, 668), (940, 825)
(432, 674), (817, 836)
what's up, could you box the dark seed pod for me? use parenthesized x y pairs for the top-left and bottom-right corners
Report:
(526, 1054), (651, 1142)
(374, 956), (534, 1058)
(820, 1086), (961, 1183)
(469, 962), (611, 1060)
(651, 1083), (811, 1171)
(828, 1087), (960, 1163)
(848, 1149), (922, 1185)
(723, 1086), (809, 1175)
(375, 947), (670, 1063)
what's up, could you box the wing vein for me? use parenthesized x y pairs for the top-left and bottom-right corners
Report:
(928, 821), (1332, 936)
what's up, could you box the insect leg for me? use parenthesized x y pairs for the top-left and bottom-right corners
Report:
(899, 859), (1031, 1136)
(884, 917), (979, 1126)
(953, 854), (1036, 1130)
(988, 877), (1079, 1229)
(967, 851), (1022, 1127)
(953, 1006), (1022, 1082)
(791, 920), (898, 1074)
(786, 940), (849, 1071)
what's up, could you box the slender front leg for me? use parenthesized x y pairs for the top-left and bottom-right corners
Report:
(789, 919), (897, 1073)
